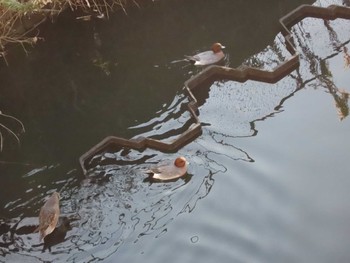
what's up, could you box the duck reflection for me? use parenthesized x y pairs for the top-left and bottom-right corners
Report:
(0, 216), (76, 254)
(42, 217), (72, 252)
(63, 146), (216, 261)
(0, 218), (14, 250)
(68, 12), (350, 262)
(2, 5), (349, 262)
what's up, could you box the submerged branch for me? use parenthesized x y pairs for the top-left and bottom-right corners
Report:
(0, 111), (25, 151)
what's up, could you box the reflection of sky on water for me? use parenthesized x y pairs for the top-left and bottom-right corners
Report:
(1, 1), (350, 262)
(194, 13), (350, 165)
(0, 140), (217, 262)
(65, 147), (218, 262)
(290, 17), (350, 120)
(197, 77), (296, 137)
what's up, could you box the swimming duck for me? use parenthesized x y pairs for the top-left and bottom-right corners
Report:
(146, 156), (188, 181)
(185, 43), (225, 66)
(34, 192), (60, 241)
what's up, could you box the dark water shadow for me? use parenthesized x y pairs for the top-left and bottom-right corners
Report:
(3, 0), (350, 262)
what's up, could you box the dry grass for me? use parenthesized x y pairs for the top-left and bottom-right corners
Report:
(0, 0), (61, 62)
(66, 0), (139, 17)
(0, 0), (140, 61)
(0, 0), (140, 151)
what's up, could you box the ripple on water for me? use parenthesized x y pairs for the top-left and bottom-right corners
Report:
(2, 1), (350, 262)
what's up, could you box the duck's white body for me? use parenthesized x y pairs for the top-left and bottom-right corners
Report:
(185, 43), (225, 66)
(35, 192), (60, 241)
(147, 157), (188, 181)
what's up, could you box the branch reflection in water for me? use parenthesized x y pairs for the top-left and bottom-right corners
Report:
(64, 152), (216, 261)
(242, 10), (350, 121)
(1, 4), (349, 262)
(289, 15), (350, 119)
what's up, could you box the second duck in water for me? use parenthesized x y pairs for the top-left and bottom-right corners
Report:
(146, 156), (188, 181)
(185, 43), (225, 66)
(34, 192), (60, 241)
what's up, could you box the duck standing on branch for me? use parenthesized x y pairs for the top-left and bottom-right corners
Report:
(34, 192), (60, 241)
(185, 43), (225, 66)
(146, 156), (188, 181)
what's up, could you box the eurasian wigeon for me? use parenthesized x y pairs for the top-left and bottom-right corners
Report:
(146, 156), (188, 181)
(185, 43), (225, 66)
(34, 192), (60, 241)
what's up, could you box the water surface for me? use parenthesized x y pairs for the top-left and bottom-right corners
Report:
(1, 0), (350, 262)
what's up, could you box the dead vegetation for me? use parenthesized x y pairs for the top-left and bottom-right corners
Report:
(0, 0), (140, 151)
(0, 0), (140, 61)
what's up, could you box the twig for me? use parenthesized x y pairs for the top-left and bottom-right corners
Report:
(0, 130), (3, 152)
(0, 123), (21, 146)
(0, 111), (25, 132)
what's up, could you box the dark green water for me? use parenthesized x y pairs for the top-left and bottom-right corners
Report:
(1, 0), (350, 262)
